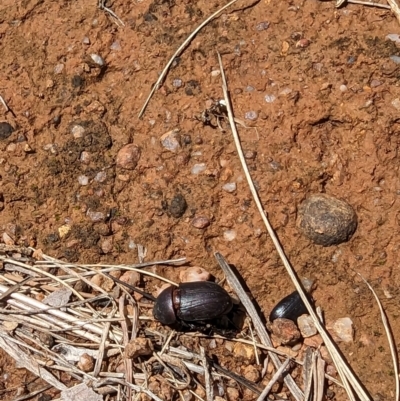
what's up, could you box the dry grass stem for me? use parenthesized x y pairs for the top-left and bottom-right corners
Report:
(138, 0), (241, 118)
(217, 52), (372, 401)
(257, 358), (291, 401)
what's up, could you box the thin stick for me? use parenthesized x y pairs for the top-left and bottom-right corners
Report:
(0, 95), (9, 112)
(357, 274), (399, 401)
(257, 358), (291, 401)
(138, 0), (241, 118)
(347, 0), (391, 9)
(200, 347), (213, 401)
(217, 52), (371, 401)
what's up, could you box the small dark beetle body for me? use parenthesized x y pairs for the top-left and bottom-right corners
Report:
(269, 291), (310, 322)
(153, 281), (233, 325)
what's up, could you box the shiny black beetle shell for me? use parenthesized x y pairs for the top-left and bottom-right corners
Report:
(153, 281), (233, 325)
(269, 291), (309, 322)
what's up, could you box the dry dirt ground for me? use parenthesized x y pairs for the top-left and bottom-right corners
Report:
(1, 0), (400, 400)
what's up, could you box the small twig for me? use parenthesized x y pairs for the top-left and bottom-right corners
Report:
(98, 0), (125, 26)
(347, 0), (391, 9)
(0, 95), (9, 112)
(138, 0), (241, 118)
(200, 347), (213, 401)
(257, 358), (291, 401)
(12, 385), (52, 401)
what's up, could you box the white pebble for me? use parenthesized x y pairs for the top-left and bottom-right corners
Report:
(386, 33), (400, 43)
(390, 55), (400, 64)
(264, 94), (276, 103)
(191, 163), (206, 175)
(80, 151), (91, 164)
(222, 182), (237, 193)
(78, 175), (89, 186)
(87, 209), (105, 222)
(95, 171), (107, 182)
(71, 124), (85, 138)
(244, 111), (258, 121)
(223, 229), (237, 241)
(297, 315), (317, 337)
(82, 36), (90, 45)
(339, 84), (348, 92)
(331, 317), (354, 343)
(90, 54), (105, 67)
(160, 130), (181, 152)
(392, 98), (400, 110)
(110, 40), (121, 51)
(279, 88), (292, 96)
(211, 69), (221, 77)
(54, 64), (64, 74)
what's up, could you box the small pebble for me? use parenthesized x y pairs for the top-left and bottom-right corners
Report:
(191, 163), (206, 175)
(233, 342), (255, 364)
(71, 124), (85, 138)
(392, 98), (400, 110)
(329, 317), (354, 343)
(6, 143), (16, 152)
(211, 69), (221, 77)
(296, 194), (357, 246)
(244, 110), (258, 121)
(87, 209), (105, 222)
(390, 55), (400, 64)
(296, 38), (310, 48)
(119, 271), (140, 288)
(125, 338), (153, 359)
(244, 150), (257, 159)
(191, 216), (210, 229)
(269, 318), (301, 346)
(245, 85), (255, 92)
(223, 229), (236, 241)
(110, 40), (121, 51)
(90, 53), (105, 67)
(370, 79), (382, 88)
(172, 78), (183, 88)
(80, 151), (91, 164)
(160, 130), (181, 152)
(77, 353), (94, 372)
(179, 267), (211, 282)
(78, 175), (89, 186)
(256, 21), (270, 31)
(243, 365), (259, 382)
(101, 238), (113, 254)
(339, 84), (348, 92)
(54, 63), (64, 74)
(168, 194), (187, 218)
(0, 122), (14, 140)
(264, 94), (276, 103)
(386, 33), (400, 43)
(82, 36), (90, 44)
(222, 182), (237, 193)
(280, 88), (292, 96)
(116, 144), (141, 170)
(95, 171), (107, 183)
(297, 315), (317, 337)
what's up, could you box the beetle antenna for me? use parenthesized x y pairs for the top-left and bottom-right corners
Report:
(102, 272), (156, 302)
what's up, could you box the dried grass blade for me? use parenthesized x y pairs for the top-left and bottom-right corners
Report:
(387, 0), (400, 23)
(316, 353), (326, 401)
(214, 252), (303, 401)
(256, 358), (291, 401)
(0, 329), (67, 391)
(358, 274), (399, 401)
(138, 0), (241, 118)
(217, 52), (372, 401)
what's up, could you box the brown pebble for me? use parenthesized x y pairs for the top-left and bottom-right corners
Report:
(233, 342), (256, 364)
(119, 270), (140, 289)
(242, 365), (260, 382)
(296, 194), (357, 246)
(116, 144), (141, 170)
(125, 337), (153, 358)
(179, 266), (211, 282)
(296, 38), (310, 48)
(191, 216), (210, 229)
(269, 318), (301, 346)
(77, 353), (94, 372)
(100, 237), (113, 254)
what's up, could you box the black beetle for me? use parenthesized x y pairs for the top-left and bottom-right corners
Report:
(153, 281), (233, 325)
(269, 291), (311, 322)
